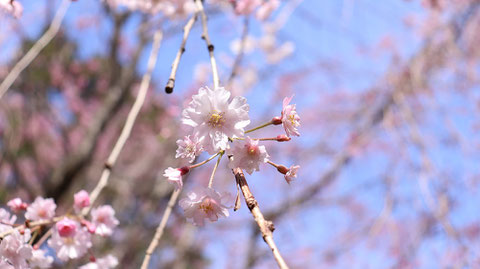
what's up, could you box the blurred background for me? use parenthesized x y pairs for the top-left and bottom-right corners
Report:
(1, 0), (480, 268)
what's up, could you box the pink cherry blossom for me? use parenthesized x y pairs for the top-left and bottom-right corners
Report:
(228, 137), (269, 174)
(234, 0), (261, 15)
(175, 133), (204, 163)
(90, 205), (119, 236)
(29, 249), (54, 268)
(281, 95), (300, 137)
(74, 190), (90, 212)
(48, 226), (92, 261)
(79, 254), (119, 269)
(56, 218), (78, 238)
(179, 187), (231, 226)
(163, 167), (189, 190)
(256, 0), (280, 20)
(0, 0), (22, 18)
(0, 208), (17, 232)
(25, 197), (56, 221)
(182, 86), (250, 154)
(7, 198), (27, 213)
(284, 165), (300, 184)
(0, 229), (32, 268)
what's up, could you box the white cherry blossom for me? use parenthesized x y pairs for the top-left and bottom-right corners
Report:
(228, 137), (269, 174)
(182, 87), (250, 154)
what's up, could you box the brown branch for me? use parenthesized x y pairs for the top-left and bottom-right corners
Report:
(233, 168), (289, 269)
(165, 14), (198, 94)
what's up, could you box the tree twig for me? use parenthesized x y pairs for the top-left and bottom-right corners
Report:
(232, 167), (289, 269)
(165, 14), (198, 94)
(0, 0), (70, 99)
(140, 189), (181, 269)
(194, 0), (220, 89)
(82, 29), (164, 215)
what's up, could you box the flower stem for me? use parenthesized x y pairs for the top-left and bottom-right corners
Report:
(245, 121), (273, 134)
(208, 151), (224, 188)
(189, 151), (221, 169)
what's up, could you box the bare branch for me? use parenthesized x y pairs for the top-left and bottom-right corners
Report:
(233, 168), (289, 269)
(0, 0), (70, 99)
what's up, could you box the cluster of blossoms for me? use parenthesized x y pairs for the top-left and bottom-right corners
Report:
(0, 0), (23, 18)
(104, 0), (196, 19)
(228, 0), (280, 20)
(164, 86), (300, 226)
(0, 191), (119, 268)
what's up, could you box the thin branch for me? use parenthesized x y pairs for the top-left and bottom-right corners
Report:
(232, 167), (289, 269)
(0, 0), (71, 99)
(227, 16), (250, 87)
(165, 14), (198, 94)
(83, 29), (164, 215)
(140, 188), (181, 269)
(194, 0), (220, 89)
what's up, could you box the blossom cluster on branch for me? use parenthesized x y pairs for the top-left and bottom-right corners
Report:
(0, 191), (118, 268)
(164, 86), (300, 226)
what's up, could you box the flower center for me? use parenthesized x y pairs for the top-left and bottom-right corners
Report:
(247, 145), (258, 156)
(289, 114), (299, 126)
(207, 112), (225, 127)
(199, 198), (216, 215)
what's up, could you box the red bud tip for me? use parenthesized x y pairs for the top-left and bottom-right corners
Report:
(271, 116), (282, 125)
(277, 165), (289, 174)
(33, 245), (39, 250)
(179, 166), (190, 176)
(276, 135), (291, 142)
(89, 255), (96, 262)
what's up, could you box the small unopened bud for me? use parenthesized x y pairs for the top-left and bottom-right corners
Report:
(56, 218), (77, 238)
(276, 165), (289, 175)
(276, 135), (291, 142)
(271, 116), (282, 125)
(89, 255), (96, 262)
(81, 219), (97, 234)
(179, 166), (190, 176)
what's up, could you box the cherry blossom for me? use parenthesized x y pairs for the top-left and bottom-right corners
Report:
(56, 218), (78, 238)
(48, 226), (92, 261)
(179, 187), (231, 226)
(78, 255), (119, 269)
(0, 208), (16, 232)
(163, 167), (190, 190)
(29, 249), (54, 269)
(0, 229), (32, 268)
(25, 197), (56, 221)
(228, 137), (269, 174)
(284, 165), (300, 184)
(175, 133), (204, 163)
(90, 205), (119, 236)
(182, 87), (250, 154)
(256, 0), (280, 20)
(0, 0), (22, 19)
(281, 95), (300, 137)
(74, 190), (90, 212)
(234, 0), (261, 15)
(6, 198), (27, 213)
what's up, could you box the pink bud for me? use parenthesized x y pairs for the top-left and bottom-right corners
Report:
(271, 116), (282, 125)
(7, 198), (28, 212)
(276, 135), (291, 142)
(81, 219), (97, 234)
(179, 166), (190, 176)
(56, 218), (77, 238)
(74, 190), (90, 211)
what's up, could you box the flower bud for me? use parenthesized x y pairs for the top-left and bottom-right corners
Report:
(56, 218), (77, 238)
(276, 135), (291, 142)
(271, 116), (282, 125)
(179, 166), (190, 176)
(276, 165), (289, 174)
(74, 190), (90, 212)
